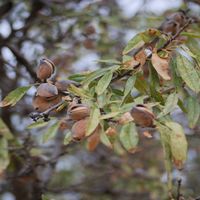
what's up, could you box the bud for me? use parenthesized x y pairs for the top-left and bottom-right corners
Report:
(36, 58), (55, 81)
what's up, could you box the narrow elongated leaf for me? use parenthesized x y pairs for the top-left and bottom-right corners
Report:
(95, 70), (113, 95)
(166, 121), (188, 170)
(27, 120), (49, 129)
(82, 65), (119, 87)
(0, 118), (13, 140)
(100, 112), (120, 120)
(95, 59), (121, 64)
(0, 85), (32, 107)
(157, 92), (178, 118)
(63, 131), (72, 145)
(0, 138), (9, 174)
(123, 29), (160, 55)
(176, 53), (200, 93)
(123, 34), (145, 55)
(119, 123), (138, 153)
(42, 121), (60, 143)
(86, 106), (100, 136)
(186, 97), (200, 128)
(156, 122), (172, 190)
(100, 131), (112, 149)
(121, 76), (136, 104)
(68, 84), (92, 99)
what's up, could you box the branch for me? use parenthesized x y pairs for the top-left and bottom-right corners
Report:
(112, 17), (194, 83)
(4, 44), (38, 81)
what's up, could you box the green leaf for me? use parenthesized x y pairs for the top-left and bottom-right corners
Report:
(0, 118), (13, 140)
(181, 32), (200, 38)
(27, 120), (49, 129)
(86, 106), (100, 136)
(119, 123), (138, 153)
(166, 121), (188, 170)
(0, 85), (32, 107)
(121, 76), (136, 104)
(63, 131), (72, 145)
(42, 121), (60, 143)
(68, 84), (92, 99)
(95, 70), (113, 95)
(68, 73), (87, 82)
(157, 92), (178, 118)
(82, 65), (119, 87)
(123, 34), (145, 55)
(176, 53), (200, 93)
(123, 29), (160, 55)
(186, 96), (200, 128)
(100, 131), (112, 149)
(100, 112), (120, 120)
(95, 59), (121, 64)
(0, 137), (9, 174)
(155, 122), (172, 191)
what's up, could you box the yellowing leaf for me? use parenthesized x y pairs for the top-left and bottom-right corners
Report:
(166, 122), (188, 170)
(42, 121), (60, 143)
(0, 118), (13, 140)
(0, 85), (32, 107)
(119, 123), (139, 153)
(68, 84), (92, 99)
(27, 120), (49, 129)
(63, 131), (72, 145)
(186, 97), (200, 128)
(157, 92), (178, 118)
(123, 34), (145, 55)
(95, 70), (113, 95)
(0, 138), (9, 174)
(176, 53), (200, 93)
(151, 52), (171, 80)
(100, 131), (112, 149)
(86, 106), (100, 136)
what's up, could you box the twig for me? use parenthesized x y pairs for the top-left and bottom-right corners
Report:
(176, 178), (182, 200)
(29, 100), (66, 121)
(111, 17), (193, 83)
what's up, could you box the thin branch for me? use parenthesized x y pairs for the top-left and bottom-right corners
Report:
(4, 44), (38, 81)
(176, 178), (182, 200)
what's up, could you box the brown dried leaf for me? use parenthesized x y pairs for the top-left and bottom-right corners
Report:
(151, 51), (171, 80)
(134, 49), (147, 67)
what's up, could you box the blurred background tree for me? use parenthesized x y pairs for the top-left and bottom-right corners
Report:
(0, 0), (200, 200)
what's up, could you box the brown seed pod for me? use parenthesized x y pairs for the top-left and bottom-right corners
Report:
(36, 83), (58, 98)
(87, 126), (100, 151)
(32, 94), (62, 112)
(130, 104), (155, 127)
(36, 58), (55, 81)
(71, 118), (88, 141)
(84, 25), (95, 35)
(68, 104), (90, 121)
(83, 39), (95, 49)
